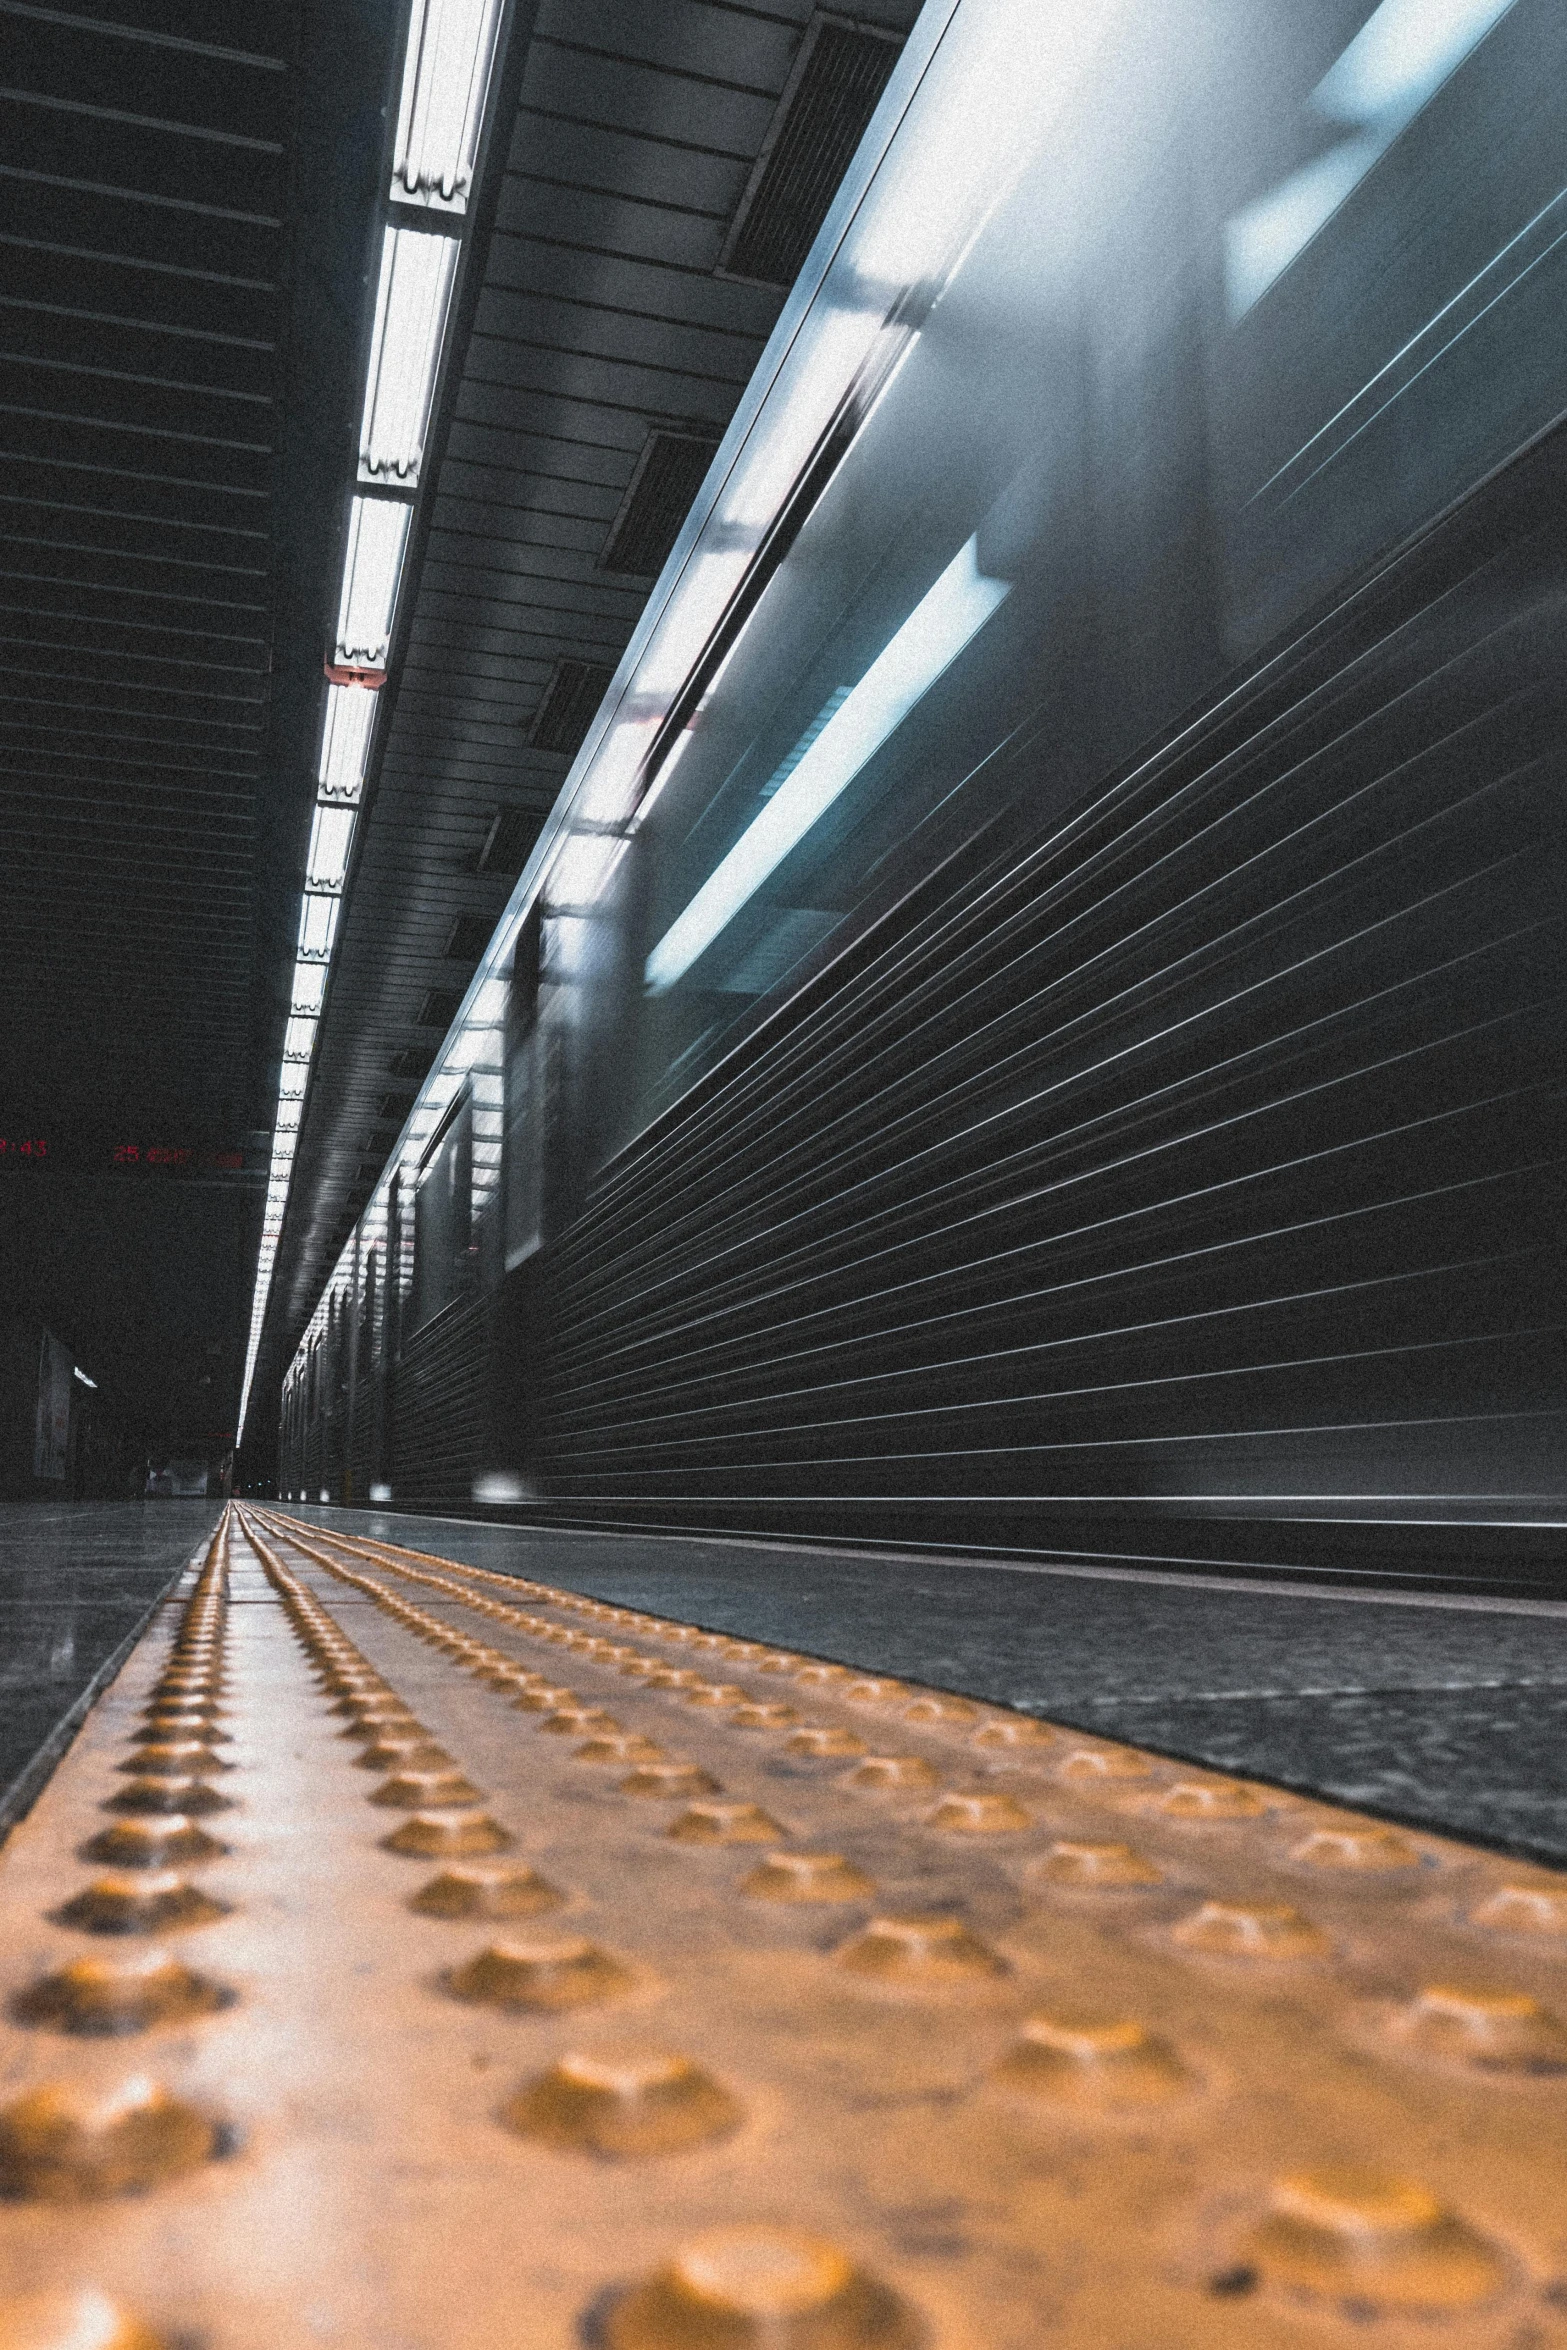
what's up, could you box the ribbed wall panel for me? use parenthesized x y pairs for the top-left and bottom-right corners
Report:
(531, 457), (1566, 1587)
(393, 1297), (490, 1508)
(347, 1377), (375, 1503)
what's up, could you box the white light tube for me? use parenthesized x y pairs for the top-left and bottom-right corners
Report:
(393, 0), (503, 211)
(318, 684), (376, 800)
(359, 226), (460, 484)
(282, 1015), (318, 1061)
(336, 497), (411, 668)
(297, 892), (339, 961)
(307, 803), (356, 891)
(644, 536), (1009, 993)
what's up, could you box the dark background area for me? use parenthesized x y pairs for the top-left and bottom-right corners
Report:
(0, 0), (402, 1456)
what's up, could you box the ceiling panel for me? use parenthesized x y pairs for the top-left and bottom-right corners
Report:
(0, 0), (400, 1446)
(250, 0), (929, 1438)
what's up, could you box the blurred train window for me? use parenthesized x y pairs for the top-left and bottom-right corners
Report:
(1215, 0), (1558, 645)
(504, 905), (544, 1270)
(360, 1250), (377, 1368)
(412, 1093), (472, 1331)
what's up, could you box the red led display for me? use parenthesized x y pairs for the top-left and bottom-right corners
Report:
(0, 1139), (246, 1172)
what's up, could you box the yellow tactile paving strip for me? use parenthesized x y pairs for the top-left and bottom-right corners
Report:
(0, 1506), (1564, 2350)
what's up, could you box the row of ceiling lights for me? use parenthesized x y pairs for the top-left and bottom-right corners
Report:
(237, 0), (507, 1442)
(269, 0), (1016, 1429)
(268, 0), (1073, 1441)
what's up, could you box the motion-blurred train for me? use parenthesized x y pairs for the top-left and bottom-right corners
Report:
(278, 0), (1565, 1596)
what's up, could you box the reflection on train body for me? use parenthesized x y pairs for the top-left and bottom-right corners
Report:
(278, 0), (1566, 1585)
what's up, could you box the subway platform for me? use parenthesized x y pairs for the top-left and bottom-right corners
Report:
(0, 1505), (1563, 2349)
(285, 1504), (1567, 1868)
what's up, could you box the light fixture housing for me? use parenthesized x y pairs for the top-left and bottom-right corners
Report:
(335, 497), (412, 670)
(297, 893), (340, 961)
(318, 684), (377, 801)
(392, 0), (504, 212)
(306, 803), (357, 892)
(358, 223), (460, 485)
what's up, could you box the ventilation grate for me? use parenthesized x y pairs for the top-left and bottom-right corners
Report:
(415, 988), (462, 1030)
(476, 805), (538, 876)
(387, 1046), (433, 1081)
(720, 15), (903, 288)
(530, 658), (613, 756)
(444, 914), (492, 962)
(600, 432), (720, 578)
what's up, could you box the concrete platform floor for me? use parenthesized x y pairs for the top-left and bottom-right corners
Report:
(0, 1500), (220, 1830)
(3, 1499), (1563, 1865)
(292, 1504), (1567, 1867)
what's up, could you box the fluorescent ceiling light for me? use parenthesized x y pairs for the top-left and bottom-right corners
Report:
(307, 803), (356, 891)
(393, 0), (503, 211)
(359, 226), (459, 485)
(73, 1367), (96, 1389)
(283, 1015), (318, 1061)
(297, 893), (340, 961)
(336, 498), (411, 668)
(319, 684), (376, 800)
(645, 535), (1009, 994)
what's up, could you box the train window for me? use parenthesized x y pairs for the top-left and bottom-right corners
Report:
(503, 905), (544, 1270)
(411, 1092), (473, 1332)
(360, 1250), (377, 1367)
(384, 1176), (404, 1360)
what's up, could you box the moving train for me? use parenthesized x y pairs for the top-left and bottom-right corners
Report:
(279, 0), (1565, 1595)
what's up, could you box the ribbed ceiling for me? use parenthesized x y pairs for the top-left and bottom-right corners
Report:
(252, 0), (924, 1436)
(0, 0), (397, 1444)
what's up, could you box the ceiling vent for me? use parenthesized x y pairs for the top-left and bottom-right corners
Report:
(530, 657), (613, 756)
(416, 987), (463, 1029)
(719, 14), (903, 288)
(475, 805), (537, 876)
(444, 913), (492, 962)
(387, 1045), (433, 1081)
(600, 431), (720, 578)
